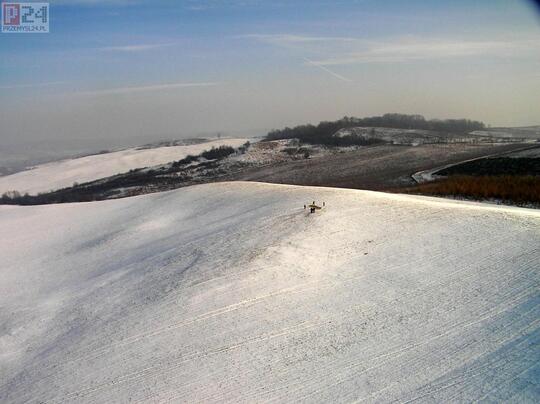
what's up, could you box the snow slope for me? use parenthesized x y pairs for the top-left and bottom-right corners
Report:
(0, 138), (248, 195)
(0, 182), (539, 403)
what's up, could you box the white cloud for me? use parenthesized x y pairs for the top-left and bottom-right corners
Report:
(48, 0), (141, 5)
(239, 34), (357, 43)
(99, 43), (175, 52)
(75, 82), (220, 96)
(0, 81), (66, 90)
(313, 38), (540, 66)
(243, 33), (540, 66)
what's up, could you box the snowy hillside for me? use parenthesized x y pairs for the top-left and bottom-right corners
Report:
(336, 127), (537, 146)
(471, 126), (540, 140)
(0, 182), (539, 403)
(0, 138), (248, 195)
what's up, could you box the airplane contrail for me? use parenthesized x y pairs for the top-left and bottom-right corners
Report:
(303, 57), (352, 83)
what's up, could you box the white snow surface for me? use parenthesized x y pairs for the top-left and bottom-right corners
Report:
(0, 182), (539, 403)
(0, 139), (248, 195)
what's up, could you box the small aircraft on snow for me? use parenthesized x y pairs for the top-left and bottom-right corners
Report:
(304, 201), (325, 213)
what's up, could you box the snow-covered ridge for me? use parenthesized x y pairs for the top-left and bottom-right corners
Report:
(0, 182), (538, 402)
(336, 126), (537, 146)
(471, 126), (540, 139)
(0, 138), (249, 195)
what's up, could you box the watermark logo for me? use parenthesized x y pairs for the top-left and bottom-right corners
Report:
(2, 2), (49, 33)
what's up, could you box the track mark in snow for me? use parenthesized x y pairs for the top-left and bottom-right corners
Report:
(53, 321), (318, 402)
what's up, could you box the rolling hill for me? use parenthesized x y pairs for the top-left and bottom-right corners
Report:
(1, 182), (538, 402)
(0, 138), (248, 195)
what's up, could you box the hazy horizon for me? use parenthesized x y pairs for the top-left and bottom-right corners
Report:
(1, 0), (540, 167)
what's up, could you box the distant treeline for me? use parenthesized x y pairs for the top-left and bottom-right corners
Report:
(266, 114), (486, 145)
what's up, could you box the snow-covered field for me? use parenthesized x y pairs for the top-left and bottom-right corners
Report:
(0, 182), (539, 403)
(472, 127), (540, 140)
(337, 127), (538, 146)
(0, 138), (248, 195)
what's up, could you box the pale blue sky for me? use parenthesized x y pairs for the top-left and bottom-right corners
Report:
(1, 0), (540, 163)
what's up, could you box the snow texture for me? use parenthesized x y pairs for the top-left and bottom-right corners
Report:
(0, 139), (248, 195)
(0, 182), (539, 403)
